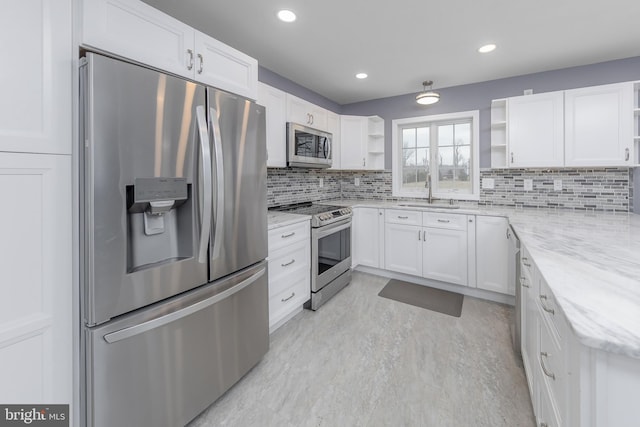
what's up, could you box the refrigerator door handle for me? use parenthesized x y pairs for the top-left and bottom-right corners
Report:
(196, 106), (213, 263)
(209, 107), (225, 260)
(103, 267), (266, 344)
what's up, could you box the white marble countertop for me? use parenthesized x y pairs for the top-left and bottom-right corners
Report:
(267, 211), (311, 230)
(322, 198), (640, 359)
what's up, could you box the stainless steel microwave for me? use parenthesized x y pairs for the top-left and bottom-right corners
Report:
(287, 122), (332, 168)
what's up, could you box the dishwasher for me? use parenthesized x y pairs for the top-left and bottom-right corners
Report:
(507, 225), (521, 358)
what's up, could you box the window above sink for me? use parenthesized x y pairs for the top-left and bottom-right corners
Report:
(391, 111), (480, 201)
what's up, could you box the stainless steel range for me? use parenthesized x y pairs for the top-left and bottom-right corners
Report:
(271, 203), (352, 310)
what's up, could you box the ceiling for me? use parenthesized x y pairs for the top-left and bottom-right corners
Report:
(142, 0), (640, 105)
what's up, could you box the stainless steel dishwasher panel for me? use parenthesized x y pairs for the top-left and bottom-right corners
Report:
(507, 225), (521, 358)
(84, 262), (269, 427)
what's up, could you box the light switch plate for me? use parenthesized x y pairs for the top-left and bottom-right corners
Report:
(354, 177), (360, 186)
(524, 179), (533, 191)
(554, 179), (562, 191)
(319, 178), (324, 188)
(524, 89), (533, 95)
(482, 178), (495, 189)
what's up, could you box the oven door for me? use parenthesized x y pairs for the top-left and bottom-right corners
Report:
(311, 219), (352, 292)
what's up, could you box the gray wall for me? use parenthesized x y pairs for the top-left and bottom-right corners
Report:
(334, 56), (640, 169)
(258, 66), (342, 113)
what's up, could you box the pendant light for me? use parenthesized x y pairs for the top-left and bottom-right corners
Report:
(416, 80), (440, 105)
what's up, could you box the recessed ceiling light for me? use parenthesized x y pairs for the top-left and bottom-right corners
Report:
(478, 43), (497, 53)
(355, 73), (368, 79)
(277, 10), (296, 23)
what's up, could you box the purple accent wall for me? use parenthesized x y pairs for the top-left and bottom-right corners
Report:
(258, 66), (341, 113)
(261, 56), (640, 169)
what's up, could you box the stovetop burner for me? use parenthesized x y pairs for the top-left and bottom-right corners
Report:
(270, 202), (352, 227)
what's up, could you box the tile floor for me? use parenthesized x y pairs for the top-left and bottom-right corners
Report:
(189, 271), (535, 426)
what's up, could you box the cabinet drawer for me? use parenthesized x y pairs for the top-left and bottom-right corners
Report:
(268, 240), (309, 283)
(385, 209), (422, 226)
(538, 276), (563, 343)
(268, 220), (310, 253)
(539, 312), (566, 425)
(422, 212), (467, 230)
(269, 273), (310, 324)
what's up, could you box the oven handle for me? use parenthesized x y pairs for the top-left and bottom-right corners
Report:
(314, 219), (351, 239)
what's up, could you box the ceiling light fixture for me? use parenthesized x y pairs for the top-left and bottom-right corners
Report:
(355, 73), (368, 79)
(277, 9), (296, 23)
(415, 80), (440, 105)
(478, 43), (497, 53)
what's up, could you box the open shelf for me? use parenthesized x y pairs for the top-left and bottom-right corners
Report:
(490, 99), (508, 167)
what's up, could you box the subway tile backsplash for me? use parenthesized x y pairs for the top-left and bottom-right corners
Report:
(267, 167), (635, 212)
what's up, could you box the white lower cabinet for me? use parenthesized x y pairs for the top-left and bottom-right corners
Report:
(475, 215), (510, 294)
(352, 207), (384, 268)
(383, 210), (469, 286)
(520, 243), (640, 427)
(267, 219), (310, 332)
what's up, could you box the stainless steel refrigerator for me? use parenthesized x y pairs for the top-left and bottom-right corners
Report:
(79, 52), (268, 427)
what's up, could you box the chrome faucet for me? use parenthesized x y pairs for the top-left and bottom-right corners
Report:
(425, 174), (433, 204)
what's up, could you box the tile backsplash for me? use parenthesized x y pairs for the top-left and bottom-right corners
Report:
(267, 167), (635, 212)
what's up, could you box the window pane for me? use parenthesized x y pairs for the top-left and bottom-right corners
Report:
(455, 123), (471, 145)
(403, 148), (416, 166)
(438, 124), (453, 147)
(416, 127), (429, 148)
(402, 128), (415, 149)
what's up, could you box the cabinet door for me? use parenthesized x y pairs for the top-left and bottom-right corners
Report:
(508, 91), (564, 167)
(0, 153), (72, 404)
(384, 223), (422, 276)
(194, 31), (258, 99)
(353, 208), (381, 268)
(257, 83), (287, 167)
(82, 0), (194, 80)
(286, 94), (328, 131)
(565, 82), (633, 166)
(521, 263), (539, 416)
(422, 228), (468, 286)
(340, 115), (366, 170)
(475, 216), (510, 294)
(327, 112), (341, 169)
(0, 0), (71, 154)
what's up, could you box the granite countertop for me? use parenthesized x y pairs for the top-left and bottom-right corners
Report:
(323, 198), (640, 359)
(267, 211), (311, 230)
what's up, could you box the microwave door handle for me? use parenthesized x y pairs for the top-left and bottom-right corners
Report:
(209, 107), (225, 260)
(326, 138), (331, 161)
(195, 106), (212, 263)
(323, 137), (328, 159)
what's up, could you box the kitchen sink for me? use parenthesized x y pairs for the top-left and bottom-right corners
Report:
(395, 203), (460, 209)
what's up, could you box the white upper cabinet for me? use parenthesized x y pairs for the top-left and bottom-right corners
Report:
(193, 31), (258, 99)
(507, 91), (564, 168)
(0, 0), (72, 154)
(564, 82), (633, 166)
(340, 115), (367, 170)
(81, 0), (258, 99)
(286, 94), (328, 131)
(327, 111), (341, 169)
(257, 83), (287, 167)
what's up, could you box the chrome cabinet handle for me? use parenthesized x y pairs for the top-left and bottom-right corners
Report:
(197, 53), (204, 74)
(540, 352), (555, 380)
(520, 277), (530, 288)
(625, 147), (630, 161)
(539, 295), (555, 315)
(281, 231), (296, 238)
(362, 158), (366, 167)
(186, 49), (194, 70)
(397, 215), (409, 219)
(307, 113), (311, 124)
(510, 152), (514, 163)
(522, 257), (531, 267)
(418, 230), (421, 240)
(281, 292), (295, 302)
(281, 259), (295, 267)
(423, 230), (426, 241)
(310, 114), (314, 125)
(437, 219), (450, 223)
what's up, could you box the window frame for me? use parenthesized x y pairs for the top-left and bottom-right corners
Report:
(391, 110), (480, 201)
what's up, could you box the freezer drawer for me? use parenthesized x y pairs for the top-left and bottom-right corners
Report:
(83, 262), (269, 427)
